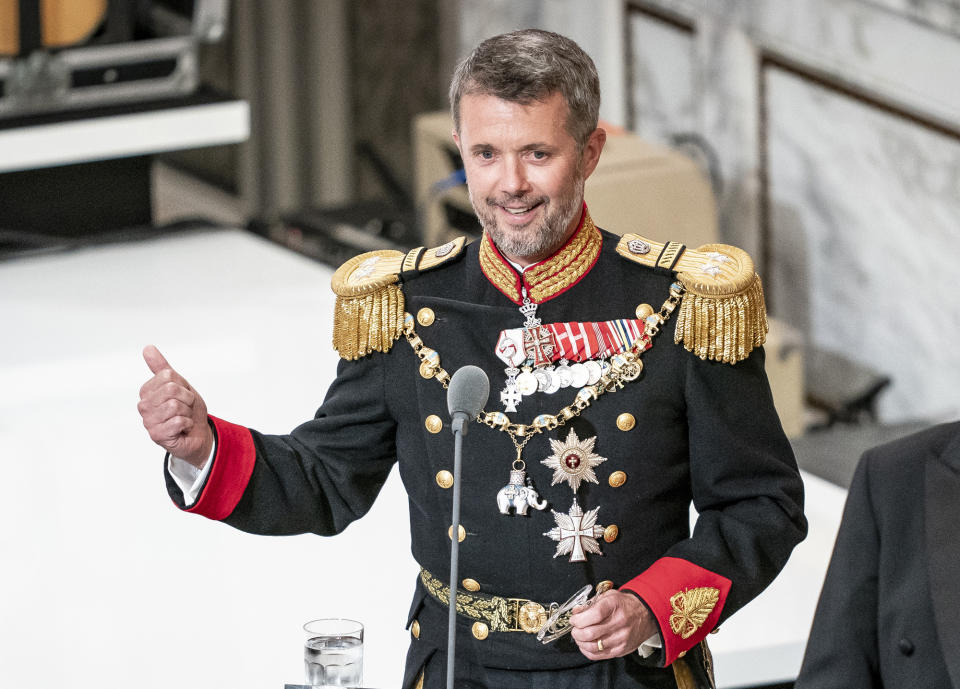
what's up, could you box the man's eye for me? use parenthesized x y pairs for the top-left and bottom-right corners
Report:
(478, 151), (494, 160)
(532, 151), (547, 160)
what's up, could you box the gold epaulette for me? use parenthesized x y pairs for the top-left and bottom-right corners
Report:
(330, 238), (467, 360)
(616, 235), (768, 364)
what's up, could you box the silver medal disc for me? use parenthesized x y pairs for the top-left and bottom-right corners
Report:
(585, 360), (603, 385)
(533, 369), (550, 392)
(568, 362), (589, 388)
(515, 371), (539, 396)
(544, 369), (561, 394)
(555, 364), (573, 388)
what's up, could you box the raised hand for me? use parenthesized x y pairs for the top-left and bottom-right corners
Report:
(138, 345), (214, 468)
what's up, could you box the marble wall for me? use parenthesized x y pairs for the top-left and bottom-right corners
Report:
(869, 0), (960, 33)
(766, 68), (960, 421)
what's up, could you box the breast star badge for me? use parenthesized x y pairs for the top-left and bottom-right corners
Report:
(541, 428), (607, 493)
(543, 498), (605, 563)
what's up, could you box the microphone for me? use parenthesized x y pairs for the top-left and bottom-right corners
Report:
(447, 365), (490, 437)
(444, 365), (489, 689)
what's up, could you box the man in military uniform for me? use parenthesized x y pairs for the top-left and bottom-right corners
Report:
(138, 29), (806, 689)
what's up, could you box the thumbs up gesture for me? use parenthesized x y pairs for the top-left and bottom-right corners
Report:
(138, 345), (214, 468)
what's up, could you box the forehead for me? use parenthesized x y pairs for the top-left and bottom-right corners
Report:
(457, 92), (574, 147)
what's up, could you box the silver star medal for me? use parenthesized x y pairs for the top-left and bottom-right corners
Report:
(544, 498), (605, 563)
(541, 428), (607, 493)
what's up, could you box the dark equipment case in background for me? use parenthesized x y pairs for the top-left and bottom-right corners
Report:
(0, 0), (228, 117)
(0, 1), (235, 255)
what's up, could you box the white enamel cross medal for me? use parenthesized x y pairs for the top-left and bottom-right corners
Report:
(500, 380), (521, 413)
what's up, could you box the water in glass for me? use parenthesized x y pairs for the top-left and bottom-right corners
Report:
(304, 634), (363, 687)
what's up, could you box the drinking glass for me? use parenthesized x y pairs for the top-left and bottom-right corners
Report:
(303, 618), (364, 688)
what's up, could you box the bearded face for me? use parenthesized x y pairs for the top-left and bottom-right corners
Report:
(469, 162), (585, 262)
(453, 92), (602, 266)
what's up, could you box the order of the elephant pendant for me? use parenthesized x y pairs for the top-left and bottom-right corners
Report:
(497, 460), (548, 516)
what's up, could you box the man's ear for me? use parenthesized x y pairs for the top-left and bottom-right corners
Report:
(452, 129), (462, 154)
(580, 127), (607, 180)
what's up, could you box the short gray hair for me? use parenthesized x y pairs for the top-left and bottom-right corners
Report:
(449, 29), (601, 150)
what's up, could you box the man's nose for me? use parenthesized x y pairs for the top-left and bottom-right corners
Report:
(501, 157), (531, 196)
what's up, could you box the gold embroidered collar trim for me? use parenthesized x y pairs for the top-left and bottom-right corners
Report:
(478, 206), (603, 305)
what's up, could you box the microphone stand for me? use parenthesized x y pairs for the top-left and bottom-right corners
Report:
(447, 411), (468, 689)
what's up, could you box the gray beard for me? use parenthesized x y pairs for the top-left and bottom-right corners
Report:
(470, 176), (585, 261)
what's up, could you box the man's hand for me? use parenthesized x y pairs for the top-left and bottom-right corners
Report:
(569, 590), (658, 660)
(138, 345), (214, 468)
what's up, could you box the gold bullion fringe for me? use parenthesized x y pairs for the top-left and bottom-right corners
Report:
(333, 284), (405, 360)
(674, 275), (768, 364)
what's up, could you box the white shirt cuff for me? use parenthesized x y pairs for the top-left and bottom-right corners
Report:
(637, 632), (662, 658)
(167, 447), (214, 507)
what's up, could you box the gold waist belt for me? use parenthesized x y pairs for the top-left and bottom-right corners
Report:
(419, 568), (564, 634)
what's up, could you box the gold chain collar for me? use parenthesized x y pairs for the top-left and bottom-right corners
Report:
(402, 282), (685, 447)
(478, 209), (604, 305)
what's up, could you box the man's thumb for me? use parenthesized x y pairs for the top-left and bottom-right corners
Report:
(143, 345), (172, 375)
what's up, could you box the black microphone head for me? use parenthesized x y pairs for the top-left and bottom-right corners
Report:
(447, 365), (490, 419)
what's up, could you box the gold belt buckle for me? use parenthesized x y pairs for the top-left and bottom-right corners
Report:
(510, 598), (548, 634)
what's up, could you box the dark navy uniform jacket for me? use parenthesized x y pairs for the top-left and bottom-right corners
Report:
(166, 210), (807, 680)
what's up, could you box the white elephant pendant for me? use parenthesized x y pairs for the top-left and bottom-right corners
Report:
(497, 463), (548, 516)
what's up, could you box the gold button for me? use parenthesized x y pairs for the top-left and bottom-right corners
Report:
(435, 470), (454, 489)
(596, 580), (614, 594)
(616, 413), (636, 431)
(425, 415), (443, 434)
(462, 578), (480, 592)
(471, 621), (489, 640)
(448, 524), (466, 542)
(411, 619), (421, 639)
(417, 308), (436, 326)
(608, 471), (627, 488)
(635, 303), (654, 320)
(604, 524), (619, 543)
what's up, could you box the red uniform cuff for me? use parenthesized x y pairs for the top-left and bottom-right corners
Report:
(184, 415), (255, 521)
(620, 557), (731, 666)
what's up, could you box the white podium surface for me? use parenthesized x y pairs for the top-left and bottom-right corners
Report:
(0, 229), (845, 689)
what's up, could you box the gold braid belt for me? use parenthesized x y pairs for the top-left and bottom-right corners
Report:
(419, 568), (605, 634)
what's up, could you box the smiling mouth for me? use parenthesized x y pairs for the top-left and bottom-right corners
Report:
(496, 200), (544, 216)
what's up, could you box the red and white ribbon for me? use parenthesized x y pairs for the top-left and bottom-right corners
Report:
(495, 319), (646, 368)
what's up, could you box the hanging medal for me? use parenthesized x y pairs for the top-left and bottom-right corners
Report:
(499, 367), (522, 413)
(496, 456), (549, 516)
(495, 430), (549, 516)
